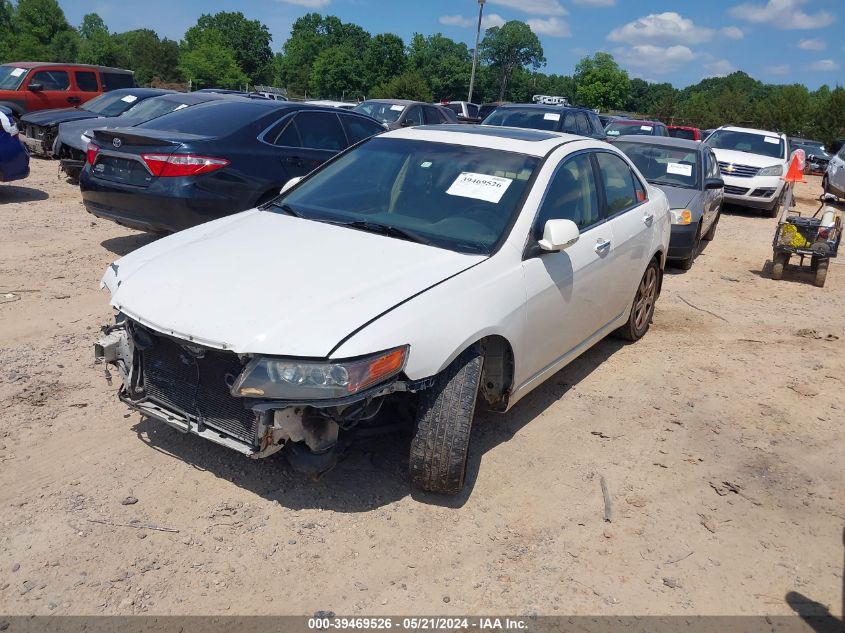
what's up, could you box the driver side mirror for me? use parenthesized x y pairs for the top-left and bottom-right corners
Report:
(538, 219), (580, 252)
(28, 83), (43, 92)
(705, 177), (724, 190)
(280, 176), (302, 194)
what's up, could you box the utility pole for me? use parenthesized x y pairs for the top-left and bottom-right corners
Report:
(467, 0), (485, 104)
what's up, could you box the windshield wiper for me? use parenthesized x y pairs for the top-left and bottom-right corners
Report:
(272, 202), (302, 217)
(336, 220), (435, 246)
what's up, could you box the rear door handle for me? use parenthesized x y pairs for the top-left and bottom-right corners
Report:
(643, 211), (654, 226)
(594, 238), (611, 254)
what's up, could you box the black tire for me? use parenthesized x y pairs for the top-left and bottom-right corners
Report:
(814, 259), (828, 288)
(676, 223), (701, 270)
(409, 345), (483, 495)
(614, 259), (659, 342)
(702, 212), (719, 241)
(822, 175), (829, 196)
(763, 198), (780, 219)
(771, 252), (787, 280)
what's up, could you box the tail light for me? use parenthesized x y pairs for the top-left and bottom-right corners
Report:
(140, 153), (229, 177)
(86, 143), (100, 165)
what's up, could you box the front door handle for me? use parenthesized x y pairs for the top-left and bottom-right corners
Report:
(643, 211), (654, 226)
(594, 238), (611, 255)
(67, 96), (81, 104)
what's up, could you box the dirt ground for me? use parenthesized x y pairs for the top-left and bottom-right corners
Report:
(0, 159), (842, 618)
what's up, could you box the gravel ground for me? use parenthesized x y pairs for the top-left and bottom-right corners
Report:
(0, 159), (843, 617)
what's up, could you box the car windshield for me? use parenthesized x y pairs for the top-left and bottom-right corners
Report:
(615, 141), (700, 190)
(118, 97), (189, 122)
(0, 65), (27, 90)
(794, 142), (827, 158)
(705, 130), (785, 159)
(274, 137), (539, 254)
(82, 92), (144, 116)
(606, 122), (657, 137)
(669, 128), (696, 141)
(482, 107), (560, 131)
(353, 102), (405, 123)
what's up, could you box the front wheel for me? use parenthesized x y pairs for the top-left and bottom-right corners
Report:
(814, 259), (828, 287)
(409, 346), (483, 495)
(771, 252), (788, 280)
(615, 259), (660, 342)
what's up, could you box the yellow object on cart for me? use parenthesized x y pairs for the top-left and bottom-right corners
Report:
(779, 223), (811, 248)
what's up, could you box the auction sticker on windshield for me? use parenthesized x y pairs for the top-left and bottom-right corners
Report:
(390, 105), (405, 112)
(666, 162), (693, 177)
(10, 68), (25, 77)
(121, 95), (138, 103)
(764, 136), (780, 144)
(641, 125), (653, 131)
(543, 113), (560, 121)
(446, 172), (513, 204)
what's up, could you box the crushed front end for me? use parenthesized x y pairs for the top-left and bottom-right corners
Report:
(19, 123), (57, 158)
(95, 317), (423, 474)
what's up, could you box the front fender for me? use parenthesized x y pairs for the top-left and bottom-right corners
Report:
(331, 247), (526, 383)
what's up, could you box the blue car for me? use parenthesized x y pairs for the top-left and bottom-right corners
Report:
(0, 106), (29, 183)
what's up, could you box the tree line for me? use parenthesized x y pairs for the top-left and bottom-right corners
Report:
(1, 0), (843, 145)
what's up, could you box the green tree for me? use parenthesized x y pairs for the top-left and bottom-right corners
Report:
(179, 30), (248, 90)
(10, 0), (78, 61)
(407, 33), (471, 100)
(371, 70), (432, 102)
(114, 29), (181, 84)
(479, 21), (545, 101)
(755, 84), (812, 137)
(184, 11), (272, 83)
(0, 0), (15, 61)
(363, 33), (406, 90)
(310, 45), (366, 99)
(77, 13), (128, 67)
(573, 52), (630, 111)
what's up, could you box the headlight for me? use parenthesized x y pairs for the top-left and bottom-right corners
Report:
(758, 164), (783, 177)
(669, 209), (693, 225)
(232, 346), (409, 400)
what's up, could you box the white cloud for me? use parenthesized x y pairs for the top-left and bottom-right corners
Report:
(763, 64), (791, 75)
(730, 0), (833, 30)
(703, 58), (736, 77)
(608, 12), (715, 45)
(276, 0), (330, 7)
(720, 26), (745, 39)
(614, 44), (696, 74)
(798, 38), (826, 50)
(809, 59), (841, 71)
(526, 17), (571, 37)
(438, 13), (506, 29)
(572, 0), (615, 6)
(488, 0), (567, 16)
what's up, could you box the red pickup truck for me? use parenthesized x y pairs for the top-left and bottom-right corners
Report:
(0, 62), (135, 119)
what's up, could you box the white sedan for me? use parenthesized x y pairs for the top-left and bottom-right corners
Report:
(96, 125), (670, 495)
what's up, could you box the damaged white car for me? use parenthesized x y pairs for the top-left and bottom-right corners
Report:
(96, 124), (670, 495)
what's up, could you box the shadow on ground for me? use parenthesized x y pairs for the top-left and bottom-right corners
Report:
(0, 185), (49, 203)
(130, 337), (627, 511)
(100, 232), (162, 257)
(784, 526), (844, 633)
(751, 258), (823, 286)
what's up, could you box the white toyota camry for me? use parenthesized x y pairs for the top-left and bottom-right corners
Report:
(96, 124), (670, 495)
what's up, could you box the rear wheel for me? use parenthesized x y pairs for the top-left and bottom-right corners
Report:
(615, 259), (659, 342)
(771, 252), (788, 280)
(409, 346), (483, 495)
(814, 259), (828, 287)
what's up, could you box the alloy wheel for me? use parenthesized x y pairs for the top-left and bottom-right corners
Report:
(633, 266), (658, 331)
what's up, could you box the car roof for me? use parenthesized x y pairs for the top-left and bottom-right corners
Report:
(108, 87), (176, 97)
(609, 118), (663, 126)
(668, 125), (699, 130)
(381, 124), (590, 157)
(2, 62), (132, 73)
(494, 103), (596, 113)
(362, 99), (426, 106)
(719, 125), (784, 137)
(613, 135), (703, 151)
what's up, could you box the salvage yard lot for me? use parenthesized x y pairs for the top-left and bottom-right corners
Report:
(0, 159), (843, 616)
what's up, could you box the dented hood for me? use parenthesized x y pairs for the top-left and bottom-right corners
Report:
(104, 209), (484, 357)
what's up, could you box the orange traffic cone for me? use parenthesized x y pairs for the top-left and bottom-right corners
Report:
(783, 152), (806, 184)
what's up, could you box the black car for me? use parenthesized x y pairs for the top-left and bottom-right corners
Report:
(79, 100), (385, 233)
(789, 137), (832, 174)
(481, 104), (607, 141)
(18, 88), (174, 157)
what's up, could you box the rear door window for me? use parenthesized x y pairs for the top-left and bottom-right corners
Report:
(30, 70), (69, 90)
(267, 116), (302, 147)
(75, 71), (98, 92)
(467, 104), (479, 118)
(575, 112), (592, 136)
(404, 105), (425, 126)
(295, 111), (346, 151)
(596, 152), (640, 215)
(102, 72), (134, 90)
(561, 112), (577, 134)
(340, 115), (383, 145)
(423, 106), (445, 124)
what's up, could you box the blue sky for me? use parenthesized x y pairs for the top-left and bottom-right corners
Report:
(60, 0), (843, 89)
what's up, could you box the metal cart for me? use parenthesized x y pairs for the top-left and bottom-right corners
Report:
(771, 195), (842, 287)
